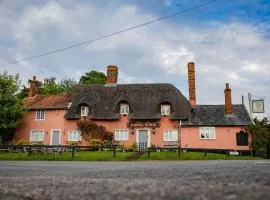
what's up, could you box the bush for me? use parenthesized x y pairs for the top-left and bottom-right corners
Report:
(16, 139), (30, 145)
(77, 119), (113, 142)
(131, 142), (137, 151)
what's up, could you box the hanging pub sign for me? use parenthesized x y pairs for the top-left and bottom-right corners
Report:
(127, 121), (160, 128)
(252, 99), (264, 113)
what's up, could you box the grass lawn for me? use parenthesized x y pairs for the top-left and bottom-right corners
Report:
(139, 152), (262, 160)
(0, 151), (262, 161)
(0, 151), (133, 161)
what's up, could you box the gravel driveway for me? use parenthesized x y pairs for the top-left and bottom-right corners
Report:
(0, 160), (270, 200)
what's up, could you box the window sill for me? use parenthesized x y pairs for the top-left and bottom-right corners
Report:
(35, 119), (45, 121)
(200, 138), (216, 140)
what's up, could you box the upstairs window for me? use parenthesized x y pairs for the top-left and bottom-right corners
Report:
(161, 105), (170, 115)
(81, 106), (89, 117)
(36, 110), (45, 120)
(200, 127), (216, 139)
(120, 104), (129, 115)
(68, 130), (81, 142)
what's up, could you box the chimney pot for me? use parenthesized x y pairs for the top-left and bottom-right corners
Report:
(106, 65), (118, 85)
(187, 62), (196, 107)
(224, 83), (232, 114)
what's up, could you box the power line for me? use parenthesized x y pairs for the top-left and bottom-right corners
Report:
(1, 0), (218, 67)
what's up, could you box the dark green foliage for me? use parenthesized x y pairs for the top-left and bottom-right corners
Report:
(79, 70), (106, 84)
(247, 117), (270, 158)
(0, 72), (25, 143)
(40, 77), (77, 95)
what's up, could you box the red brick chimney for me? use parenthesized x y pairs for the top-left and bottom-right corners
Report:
(187, 62), (196, 107)
(28, 76), (41, 97)
(106, 65), (118, 85)
(224, 83), (232, 114)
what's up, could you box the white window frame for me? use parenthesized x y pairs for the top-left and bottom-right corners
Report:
(30, 130), (44, 142)
(199, 127), (216, 140)
(115, 129), (129, 141)
(68, 130), (81, 142)
(161, 105), (170, 115)
(120, 104), (129, 115)
(163, 129), (178, 142)
(35, 110), (45, 121)
(81, 106), (89, 117)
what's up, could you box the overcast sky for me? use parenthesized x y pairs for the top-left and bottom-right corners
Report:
(0, 0), (269, 117)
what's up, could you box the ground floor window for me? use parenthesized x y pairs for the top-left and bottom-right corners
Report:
(236, 131), (248, 146)
(30, 130), (44, 142)
(68, 130), (81, 142)
(164, 130), (178, 141)
(115, 129), (129, 141)
(200, 127), (216, 139)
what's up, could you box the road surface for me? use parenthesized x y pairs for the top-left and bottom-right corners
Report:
(0, 160), (270, 200)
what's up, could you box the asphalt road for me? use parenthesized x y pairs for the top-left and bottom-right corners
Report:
(0, 160), (270, 200)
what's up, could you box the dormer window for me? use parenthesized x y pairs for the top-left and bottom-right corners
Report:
(120, 104), (129, 115)
(81, 106), (89, 117)
(36, 110), (45, 120)
(161, 105), (170, 116)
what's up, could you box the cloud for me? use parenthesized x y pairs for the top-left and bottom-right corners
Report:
(0, 0), (269, 116)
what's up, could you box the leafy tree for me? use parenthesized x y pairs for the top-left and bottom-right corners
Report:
(40, 77), (59, 95)
(77, 119), (113, 145)
(17, 85), (28, 100)
(247, 117), (270, 158)
(40, 77), (77, 95)
(0, 72), (25, 143)
(79, 70), (106, 84)
(58, 78), (77, 94)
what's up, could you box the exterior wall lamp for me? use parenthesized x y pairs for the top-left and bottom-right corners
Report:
(152, 127), (155, 135)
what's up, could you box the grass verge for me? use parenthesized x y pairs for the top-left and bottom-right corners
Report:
(139, 152), (262, 160)
(0, 151), (262, 161)
(0, 151), (133, 161)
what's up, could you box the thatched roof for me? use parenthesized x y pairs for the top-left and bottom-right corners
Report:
(65, 83), (191, 120)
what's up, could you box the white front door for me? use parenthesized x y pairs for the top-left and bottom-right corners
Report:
(51, 130), (61, 145)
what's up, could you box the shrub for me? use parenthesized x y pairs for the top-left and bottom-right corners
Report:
(77, 119), (113, 142)
(16, 139), (30, 145)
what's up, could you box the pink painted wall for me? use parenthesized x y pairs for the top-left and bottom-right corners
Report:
(15, 111), (251, 150)
(15, 110), (79, 145)
(181, 126), (251, 150)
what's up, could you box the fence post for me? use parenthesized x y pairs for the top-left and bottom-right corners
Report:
(148, 148), (150, 157)
(113, 146), (116, 158)
(72, 147), (75, 159)
(28, 146), (32, 156)
(178, 147), (181, 157)
(204, 150), (207, 157)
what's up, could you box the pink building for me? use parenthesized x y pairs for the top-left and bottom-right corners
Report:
(15, 63), (252, 152)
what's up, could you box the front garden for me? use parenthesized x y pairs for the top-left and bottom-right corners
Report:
(0, 150), (262, 161)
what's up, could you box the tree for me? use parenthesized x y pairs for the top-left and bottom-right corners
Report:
(77, 119), (113, 146)
(79, 70), (106, 84)
(17, 85), (28, 100)
(247, 117), (270, 159)
(40, 77), (59, 95)
(58, 78), (77, 94)
(0, 72), (25, 143)
(40, 77), (77, 95)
